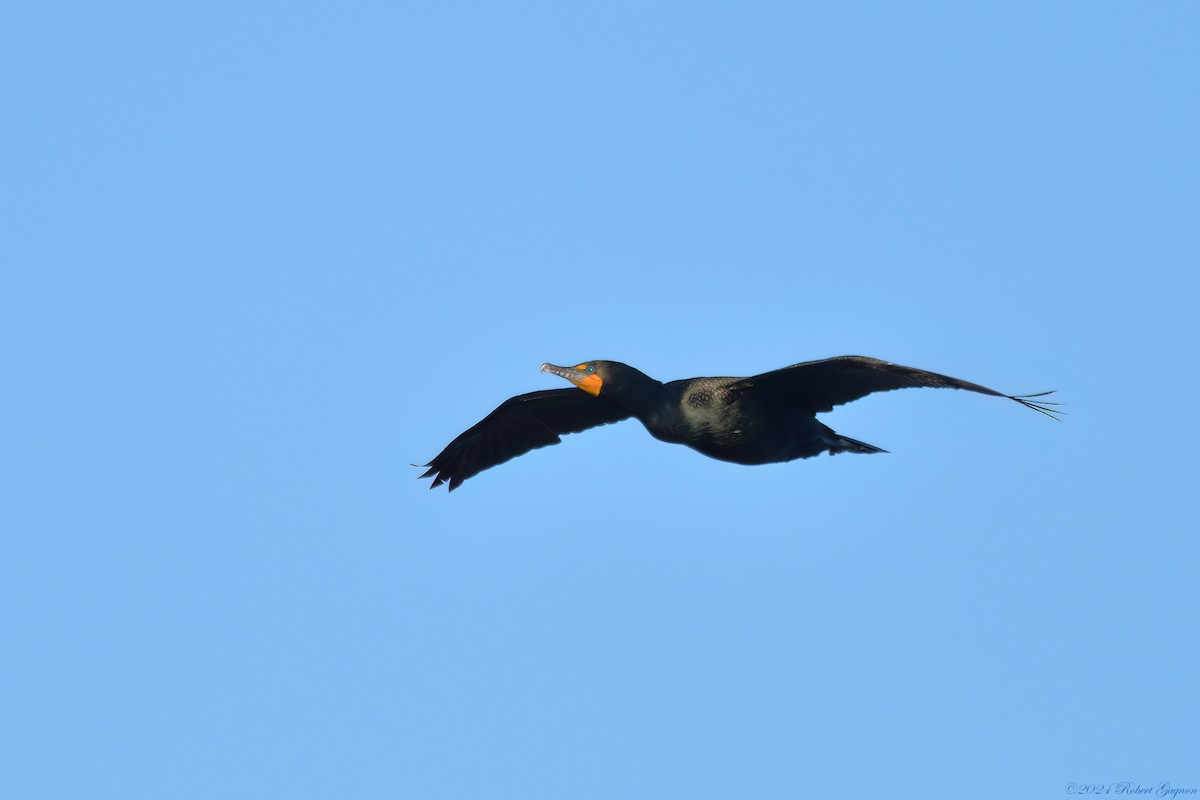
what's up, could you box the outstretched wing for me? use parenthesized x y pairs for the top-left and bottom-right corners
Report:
(420, 389), (632, 491)
(731, 355), (1062, 417)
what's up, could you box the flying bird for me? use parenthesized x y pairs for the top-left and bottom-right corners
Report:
(419, 356), (1061, 491)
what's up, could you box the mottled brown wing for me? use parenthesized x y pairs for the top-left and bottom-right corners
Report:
(420, 389), (632, 491)
(731, 356), (1061, 417)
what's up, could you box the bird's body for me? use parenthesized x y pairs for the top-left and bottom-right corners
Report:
(641, 376), (860, 464)
(420, 356), (1060, 491)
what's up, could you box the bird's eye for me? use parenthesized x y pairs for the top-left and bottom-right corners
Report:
(585, 364), (596, 374)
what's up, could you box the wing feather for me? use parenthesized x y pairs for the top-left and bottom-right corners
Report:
(731, 356), (1062, 418)
(420, 389), (632, 491)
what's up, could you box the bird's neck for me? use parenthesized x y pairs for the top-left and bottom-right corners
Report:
(606, 374), (669, 420)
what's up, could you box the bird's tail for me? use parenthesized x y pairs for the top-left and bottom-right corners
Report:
(829, 434), (888, 455)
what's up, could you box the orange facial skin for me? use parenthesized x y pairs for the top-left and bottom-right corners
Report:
(540, 363), (604, 396)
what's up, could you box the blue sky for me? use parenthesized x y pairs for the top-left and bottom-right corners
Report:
(3, 2), (1198, 798)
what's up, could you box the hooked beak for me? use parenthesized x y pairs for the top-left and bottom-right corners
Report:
(541, 362), (603, 396)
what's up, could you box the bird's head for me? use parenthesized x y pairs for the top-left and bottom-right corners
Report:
(540, 360), (657, 399)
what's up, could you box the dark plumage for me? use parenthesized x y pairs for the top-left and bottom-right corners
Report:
(419, 356), (1061, 491)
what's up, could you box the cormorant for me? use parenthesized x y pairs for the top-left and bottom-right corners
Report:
(419, 356), (1061, 491)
